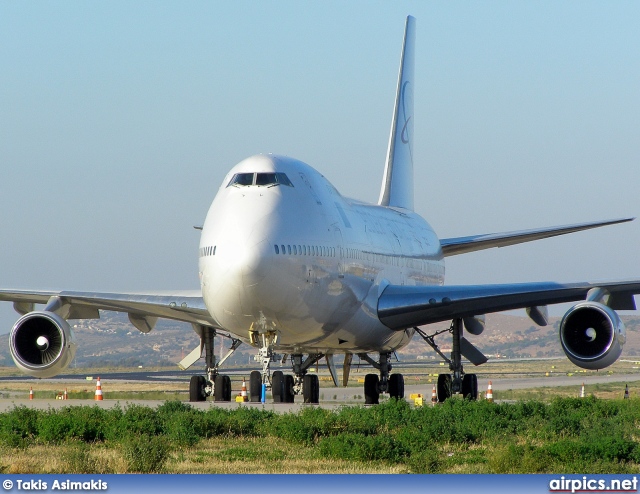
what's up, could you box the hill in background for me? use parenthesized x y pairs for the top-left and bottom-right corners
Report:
(1, 310), (639, 369)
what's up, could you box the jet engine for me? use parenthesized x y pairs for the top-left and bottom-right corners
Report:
(9, 311), (77, 378)
(559, 301), (625, 370)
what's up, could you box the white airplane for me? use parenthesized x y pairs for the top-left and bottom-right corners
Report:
(2, 16), (640, 404)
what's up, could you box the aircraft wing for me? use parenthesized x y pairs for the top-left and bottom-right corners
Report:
(0, 289), (214, 329)
(378, 280), (640, 330)
(439, 217), (634, 257)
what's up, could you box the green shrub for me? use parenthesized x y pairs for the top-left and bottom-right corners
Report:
(121, 436), (168, 473)
(0, 406), (39, 447)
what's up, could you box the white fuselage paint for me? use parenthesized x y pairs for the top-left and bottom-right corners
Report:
(199, 155), (444, 354)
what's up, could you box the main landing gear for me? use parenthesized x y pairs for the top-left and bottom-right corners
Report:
(188, 325), (242, 402)
(358, 352), (404, 404)
(415, 318), (484, 402)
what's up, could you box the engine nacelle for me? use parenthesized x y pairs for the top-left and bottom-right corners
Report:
(9, 311), (77, 378)
(559, 302), (625, 370)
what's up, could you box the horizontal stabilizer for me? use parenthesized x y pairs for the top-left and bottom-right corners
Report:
(440, 217), (634, 257)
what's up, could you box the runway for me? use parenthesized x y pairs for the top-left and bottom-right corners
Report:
(1, 371), (639, 412)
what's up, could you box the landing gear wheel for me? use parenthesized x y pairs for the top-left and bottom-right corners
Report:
(272, 370), (284, 403)
(249, 370), (262, 402)
(364, 373), (380, 405)
(284, 374), (295, 403)
(437, 374), (452, 403)
(223, 375), (231, 401)
(303, 374), (319, 404)
(462, 374), (478, 400)
(189, 375), (206, 402)
(388, 374), (405, 400)
(214, 375), (231, 402)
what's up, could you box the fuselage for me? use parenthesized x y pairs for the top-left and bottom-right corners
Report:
(199, 154), (444, 354)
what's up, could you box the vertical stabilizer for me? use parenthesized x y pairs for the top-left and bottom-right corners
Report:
(378, 16), (415, 211)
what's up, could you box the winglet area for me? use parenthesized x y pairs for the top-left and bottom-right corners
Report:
(378, 16), (416, 211)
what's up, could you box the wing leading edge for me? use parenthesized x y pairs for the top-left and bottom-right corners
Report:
(440, 217), (634, 257)
(0, 289), (214, 329)
(378, 280), (640, 330)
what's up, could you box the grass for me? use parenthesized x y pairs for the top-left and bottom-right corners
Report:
(1, 397), (640, 474)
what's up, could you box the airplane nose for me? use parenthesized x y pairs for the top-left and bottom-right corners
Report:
(216, 228), (272, 288)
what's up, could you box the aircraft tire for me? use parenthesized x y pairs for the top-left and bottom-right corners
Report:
(303, 374), (319, 404)
(437, 374), (452, 403)
(272, 371), (284, 403)
(249, 370), (262, 402)
(214, 374), (231, 402)
(189, 375), (206, 402)
(364, 374), (380, 405)
(462, 374), (478, 400)
(284, 374), (295, 402)
(388, 373), (405, 400)
(222, 375), (232, 401)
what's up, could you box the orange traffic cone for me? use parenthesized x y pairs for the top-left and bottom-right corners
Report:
(431, 384), (437, 406)
(241, 377), (248, 402)
(580, 383), (585, 398)
(94, 377), (103, 401)
(624, 384), (630, 400)
(64, 388), (68, 400)
(486, 381), (494, 402)
(29, 387), (33, 400)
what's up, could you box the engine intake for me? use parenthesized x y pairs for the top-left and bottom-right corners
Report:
(559, 302), (625, 370)
(9, 311), (77, 378)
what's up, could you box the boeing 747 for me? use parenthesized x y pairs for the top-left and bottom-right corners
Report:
(2, 16), (639, 404)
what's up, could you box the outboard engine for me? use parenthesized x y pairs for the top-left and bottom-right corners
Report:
(9, 311), (77, 378)
(559, 301), (625, 370)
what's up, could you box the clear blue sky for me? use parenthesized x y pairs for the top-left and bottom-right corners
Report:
(1, 1), (639, 331)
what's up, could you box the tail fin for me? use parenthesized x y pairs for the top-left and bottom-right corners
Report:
(378, 15), (415, 211)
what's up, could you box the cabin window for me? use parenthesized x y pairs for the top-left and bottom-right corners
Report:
(274, 245), (279, 254)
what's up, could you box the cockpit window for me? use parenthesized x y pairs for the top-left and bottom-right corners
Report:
(227, 172), (294, 188)
(255, 173), (277, 186)
(228, 173), (254, 186)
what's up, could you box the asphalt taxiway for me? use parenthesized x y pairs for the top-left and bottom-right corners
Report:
(2, 371), (640, 412)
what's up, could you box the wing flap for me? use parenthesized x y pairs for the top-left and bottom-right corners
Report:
(440, 218), (634, 257)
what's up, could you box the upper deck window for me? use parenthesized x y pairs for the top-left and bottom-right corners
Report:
(227, 172), (293, 188)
